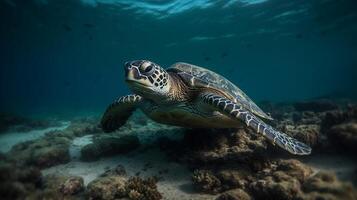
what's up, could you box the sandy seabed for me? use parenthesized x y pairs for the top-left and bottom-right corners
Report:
(1, 100), (357, 199)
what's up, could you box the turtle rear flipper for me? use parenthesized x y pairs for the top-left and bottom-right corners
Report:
(101, 94), (142, 133)
(201, 93), (311, 155)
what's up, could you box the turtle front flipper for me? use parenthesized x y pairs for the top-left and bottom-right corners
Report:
(201, 93), (311, 155)
(101, 94), (143, 133)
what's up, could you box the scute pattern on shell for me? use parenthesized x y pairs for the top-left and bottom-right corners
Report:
(167, 62), (273, 120)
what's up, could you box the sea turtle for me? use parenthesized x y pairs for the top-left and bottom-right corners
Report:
(101, 60), (311, 155)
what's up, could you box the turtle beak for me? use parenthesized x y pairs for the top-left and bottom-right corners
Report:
(124, 61), (152, 88)
(125, 68), (138, 82)
(124, 61), (141, 81)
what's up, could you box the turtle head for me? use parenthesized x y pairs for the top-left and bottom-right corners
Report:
(124, 60), (171, 100)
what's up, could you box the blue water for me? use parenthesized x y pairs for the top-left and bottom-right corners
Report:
(1, 0), (357, 116)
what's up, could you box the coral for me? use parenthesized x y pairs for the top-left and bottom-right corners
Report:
(3, 117), (105, 169)
(125, 176), (162, 200)
(275, 160), (313, 183)
(0, 161), (42, 199)
(8, 135), (71, 168)
(2, 101), (357, 200)
(173, 102), (357, 199)
(59, 176), (84, 195)
(0, 156), (84, 199)
(41, 174), (84, 198)
(328, 121), (357, 151)
(180, 128), (269, 168)
(46, 117), (102, 139)
(192, 166), (260, 195)
(321, 105), (357, 131)
(216, 166), (256, 192)
(191, 157), (357, 200)
(292, 111), (324, 125)
(314, 105), (357, 152)
(216, 188), (252, 200)
(246, 159), (311, 200)
(80, 135), (140, 161)
(87, 175), (127, 200)
(283, 124), (320, 147)
(276, 104), (357, 152)
(87, 167), (162, 200)
(250, 172), (301, 200)
(301, 171), (357, 200)
(67, 117), (103, 137)
(192, 170), (222, 194)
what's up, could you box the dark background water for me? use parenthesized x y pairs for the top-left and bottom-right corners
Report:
(1, 0), (357, 117)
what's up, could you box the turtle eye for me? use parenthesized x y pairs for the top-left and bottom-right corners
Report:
(140, 64), (154, 74)
(145, 65), (153, 72)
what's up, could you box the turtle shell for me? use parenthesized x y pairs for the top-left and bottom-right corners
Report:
(167, 62), (273, 120)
